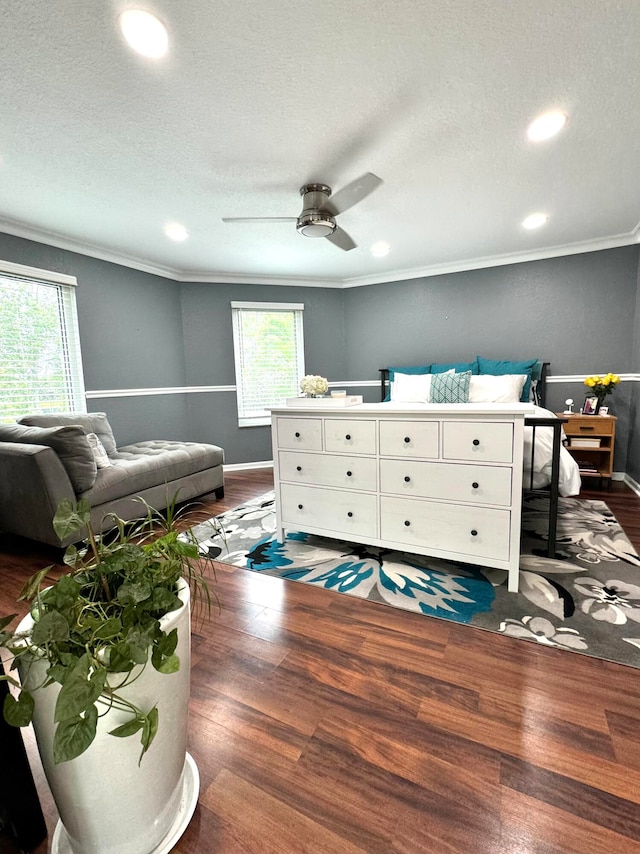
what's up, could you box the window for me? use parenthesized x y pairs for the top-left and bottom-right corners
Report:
(0, 261), (86, 424)
(231, 301), (305, 427)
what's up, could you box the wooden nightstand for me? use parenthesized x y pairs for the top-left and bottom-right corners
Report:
(557, 413), (617, 481)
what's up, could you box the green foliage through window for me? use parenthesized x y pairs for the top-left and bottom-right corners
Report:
(0, 272), (86, 423)
(231, 302), (304, 426)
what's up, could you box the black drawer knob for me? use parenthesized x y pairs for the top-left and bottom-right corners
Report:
(473, 439), (480, 446)
(472, 482), (479, 489)
(404, 520), (411, 527)
(404, 476), (411, 482)
(347, 511), (353, 518)
(295, 432), (300, 438)
(298, 504), (303, 509)
(296, 466), (302, 472)
(404, 436), (411, 443)
(346, 470), (352, 477)
(471, 529), (478, 536)
(345, 434), (351, 440)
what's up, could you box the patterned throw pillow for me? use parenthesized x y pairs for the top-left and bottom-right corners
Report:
(430, 370), (472, 403)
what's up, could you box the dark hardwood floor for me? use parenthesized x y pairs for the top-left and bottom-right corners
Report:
(2, 470), (640, 853)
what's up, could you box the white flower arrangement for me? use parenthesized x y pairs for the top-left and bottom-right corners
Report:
(300, 374), (329, 396)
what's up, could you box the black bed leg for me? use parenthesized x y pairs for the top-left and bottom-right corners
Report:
(546, 424), (563, 558)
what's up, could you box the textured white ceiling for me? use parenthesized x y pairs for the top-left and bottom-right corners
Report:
(1, 0), (639, 287)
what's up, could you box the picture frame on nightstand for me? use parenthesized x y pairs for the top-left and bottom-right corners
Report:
(583, 395), (599, 415)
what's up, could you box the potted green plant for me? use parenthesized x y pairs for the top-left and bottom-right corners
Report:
(0, 496), (219, 854)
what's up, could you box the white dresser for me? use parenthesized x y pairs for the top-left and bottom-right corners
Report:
(270, 402), (535, 592)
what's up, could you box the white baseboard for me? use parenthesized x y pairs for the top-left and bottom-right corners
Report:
(223, 460), (273, 472)
(624, 473), (640, 497)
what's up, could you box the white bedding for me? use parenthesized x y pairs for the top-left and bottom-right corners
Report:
(524, 405), (581, 496)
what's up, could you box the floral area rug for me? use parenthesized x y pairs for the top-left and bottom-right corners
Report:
(188, 492), (640, 668)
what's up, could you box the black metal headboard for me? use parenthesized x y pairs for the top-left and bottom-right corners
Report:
(379, 361), (550, 407)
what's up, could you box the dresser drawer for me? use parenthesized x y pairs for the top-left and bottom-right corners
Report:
(379, 420), (439, 458)
(279, 451), (377, 491)
(324, 419), (377, 454)
(379, 459), (512, 506)
(280, 484), (378, 538)
(442, 421), (513, 463)
(380, 496), (511, 562)
(276, 417), (323, 451)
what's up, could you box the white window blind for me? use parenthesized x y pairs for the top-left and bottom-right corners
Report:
(231, 301), (305, 427)
(0, 265), (86, 423)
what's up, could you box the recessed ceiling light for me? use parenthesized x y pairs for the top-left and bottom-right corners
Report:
(522, 213), (549, 230)
(527, 111), (567, 142)
(371, 241), (390, 258)
(164, 222), (188, 242)
(119, 10), (169, 59)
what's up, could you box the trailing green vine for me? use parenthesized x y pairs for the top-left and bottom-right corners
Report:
(0, 496), (221, 764)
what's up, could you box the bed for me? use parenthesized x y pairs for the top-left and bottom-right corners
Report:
(379, 359), (581, 557)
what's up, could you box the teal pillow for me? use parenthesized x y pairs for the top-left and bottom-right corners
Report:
(386, 365), (431, 401)
(529, 360), (544, 381)
(431, 370), (471, 403)
(477, 357), (540, 402)
(431, 360), (479, 375)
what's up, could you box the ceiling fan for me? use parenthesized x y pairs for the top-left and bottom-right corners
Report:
(222, 172), (383, 251)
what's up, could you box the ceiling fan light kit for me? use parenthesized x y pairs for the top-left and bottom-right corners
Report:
(296, 214), (336, 238)
(296, 184), (336, 238)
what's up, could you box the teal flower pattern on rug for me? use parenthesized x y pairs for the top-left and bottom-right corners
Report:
(188, 492), (640, 668)
(238, 535), (495, 623)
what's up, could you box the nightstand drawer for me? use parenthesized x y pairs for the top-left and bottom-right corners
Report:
(562, 416), (615, 436)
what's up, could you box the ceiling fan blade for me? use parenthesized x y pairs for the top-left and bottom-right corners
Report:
(222, 217), (297, 223)
(326, 226), (357, 252)
(324, 173), (383, 216)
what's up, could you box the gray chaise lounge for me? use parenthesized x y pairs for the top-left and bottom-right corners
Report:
(0, 412), (224, 548)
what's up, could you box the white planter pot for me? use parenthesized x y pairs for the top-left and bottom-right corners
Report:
(17, 578), (198, 854)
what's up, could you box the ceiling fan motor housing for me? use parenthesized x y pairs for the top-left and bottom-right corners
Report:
(297, 183), (336, 237)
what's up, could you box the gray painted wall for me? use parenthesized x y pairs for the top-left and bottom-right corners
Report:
(180, 282), (346, 463)
(0, 233), (191, 445)
(627, 258), (640, 482)
(343, 247), (640, 475)
(0, 232), (638, 477)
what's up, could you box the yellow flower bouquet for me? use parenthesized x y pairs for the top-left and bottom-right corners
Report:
(584, 373), (621, 398)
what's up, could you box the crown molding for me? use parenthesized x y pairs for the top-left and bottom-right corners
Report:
(340, 230), (640, 288)
(1, 216), (638, 289)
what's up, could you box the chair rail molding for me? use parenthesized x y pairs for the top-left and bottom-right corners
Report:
(84, 376), (638, 401)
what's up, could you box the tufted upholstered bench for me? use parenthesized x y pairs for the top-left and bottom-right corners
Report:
(0, 412), (224, 548)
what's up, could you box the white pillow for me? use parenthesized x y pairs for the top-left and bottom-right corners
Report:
(86, 431), (113, 468)
(391, 372), (433, 402)
(390, 369), (455, 403)
(469, 374), (527, 403)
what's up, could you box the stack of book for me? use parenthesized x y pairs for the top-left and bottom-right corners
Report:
(576, 460), (600, 475)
